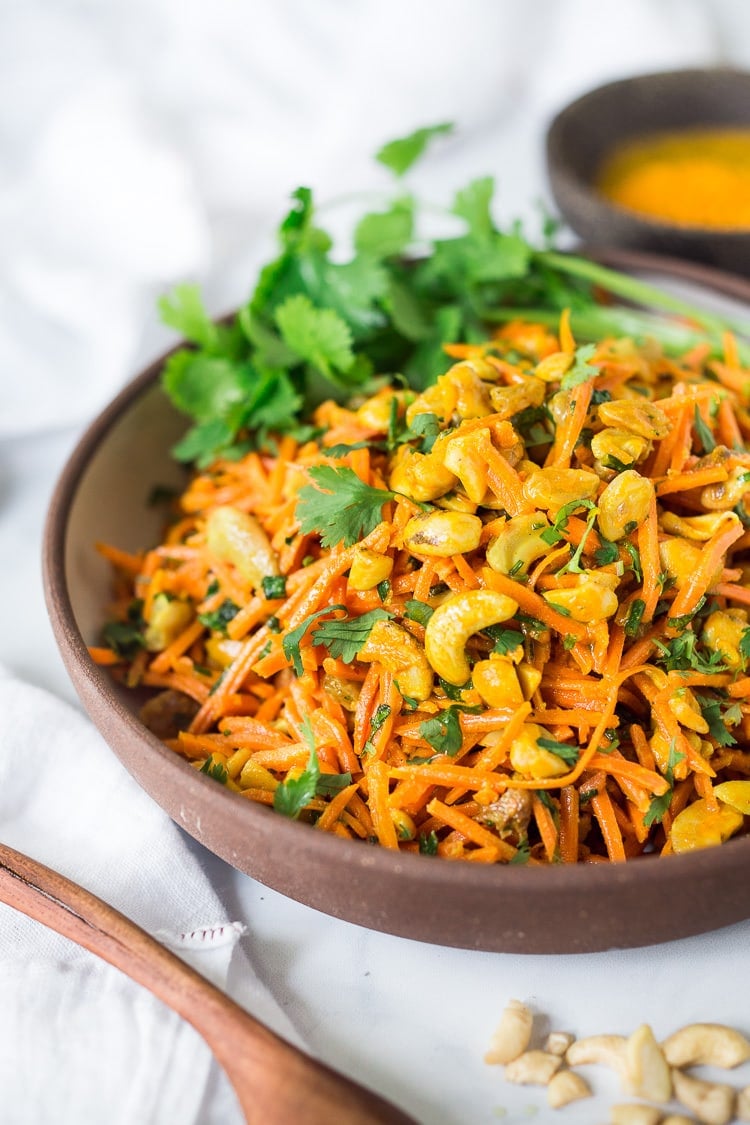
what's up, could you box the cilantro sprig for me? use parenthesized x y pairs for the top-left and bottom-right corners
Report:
(297, 466), (396, 549)
(158, 124), (750, 467)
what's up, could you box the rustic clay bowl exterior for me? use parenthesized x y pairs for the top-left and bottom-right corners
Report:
(44, 250), (750, 953)
(547, 68), (750, 276)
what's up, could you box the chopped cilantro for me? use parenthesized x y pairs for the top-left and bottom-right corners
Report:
(377, 579), (391, 603)
(199, 755), (228, 784)
(739, 627), (750, 666)
(624, 599), (646, 637)
(267, 615), (282, 633)
(198, 599), (240, 634)
(102, 620), (145, 659)
(693, 404), (716, 453)
(376, 122), (453, 176)
(313, 607), (392, 663)
(560, 343), (599, 391)
(418, 829), (439, 856)
(537, 737), (579, 766)
(296, 465), (395, 548)
(509, 839), (531, 864)
(282, 604), (346, 675)
(541, 498), (597, 547)
(404, 599), (434, 626)
(694, 693), (738, 747)
(420, 707), (463, 756)
(262, 575), (287, 600)
(484, 627), (524, 656)
(316, 772), (353, 798)
(594, 538), (619, 567)
(643, 740), (685, 827)
(273, 717), (320, 818)
(654, 632), (727, 675)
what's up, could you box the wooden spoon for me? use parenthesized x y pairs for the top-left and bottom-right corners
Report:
(0, 842), (416, 1124)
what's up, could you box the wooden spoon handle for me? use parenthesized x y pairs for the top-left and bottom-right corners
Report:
(0, 843), (415, 1125)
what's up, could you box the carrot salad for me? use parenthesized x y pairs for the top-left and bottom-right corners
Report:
(93, 315), (750, 864)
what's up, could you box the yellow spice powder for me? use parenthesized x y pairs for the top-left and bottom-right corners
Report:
(597, 127), (750, 230)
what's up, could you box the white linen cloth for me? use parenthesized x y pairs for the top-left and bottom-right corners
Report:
(0, 666), (301, 1125)
(3, 1), (750, 1122)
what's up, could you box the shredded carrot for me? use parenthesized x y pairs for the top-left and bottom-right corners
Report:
(96, 321), (750, 865)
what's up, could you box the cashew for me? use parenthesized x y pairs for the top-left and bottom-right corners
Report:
(566, 1035), (629, 1082)
(348, 547), (393, 591)
(669, 799), (743, 854)
(484, 999), (533, 1065)
(545, 1031), (575, 1057)
(671, 1067), (735, 1125)
(206, 506), (279, 590)
(737, 1085), (750, 1121)
(610, 1106), (663, 1125)
(403, 510), (483, 558)
(626, 1024), (672, 1103)
(662, 1024), (750, 1069)
(358, 619), (434, 701)
(424, 589), (518, 685)
(143, 593), (194, 652)
(660, 1117), (697, 1125)
(546, 1069), (591, 1108)
(504, 1050), (562, 1086)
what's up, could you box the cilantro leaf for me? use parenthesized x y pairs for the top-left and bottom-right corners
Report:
(273, 718), (320, 818)
(694, 404), (716, 453)
(275, 294), (355, 381)
(483, 626), (524, 656)
(282, 604), (346, 675)
(163, 351), (253, 424)
(541, 498), (597, 546)
(296, 465), (395, 548)
(694, 693), (738, 747)
(560, 343), (599, 391)
(740, 627), (750, 666)
(452, 177), (495, 239)
(420, 707), (463, 756)
(199, 755), (228, 784)
(419, 830), (439, 856)
(158, 284), (221, 351)
(654, 633), (727, 675)
(643, 740), (685, 827)
(376, 122), (453, 176)
(102, 620), (145, 659)
(316, 772), (353, 798)
(594, 538), (619, 566)
(404, 599), (434, 627)
(262, 575), (287, 600)
(312, 608), (393, 663)
(198, 599), (240, 634)
(537, 737), (579, 766)
(354, 197), (414, 259)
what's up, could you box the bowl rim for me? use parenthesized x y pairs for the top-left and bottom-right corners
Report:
(546, 65), (750, 240)
(42, 247), (750, 916)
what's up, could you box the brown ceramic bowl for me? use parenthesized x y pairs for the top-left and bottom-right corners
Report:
(547, 68), (750, 275)
(44, 249), (750, 954)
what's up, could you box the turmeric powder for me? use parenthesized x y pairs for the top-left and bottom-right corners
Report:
(597, 127), (750, 229)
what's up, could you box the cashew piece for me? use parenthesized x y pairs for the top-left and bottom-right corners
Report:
(545, 1031), (575, 1057)
(662, 1023), (750, 1069)
(358, 619), (434, 701)
(672, 1067), (735, 1125)
(737, 1085), (750, 1121)
(610, 1106), (663, 1125)
(626, 1023), (672, 1103)
(206, 506), (279, 590)
(546, 1069), (591, 1108)
(424, 589), (519, 685)
(504, 1050), (562, 1086)
(566, 1034), (629, 1083)
(484, 999), (533, 1065)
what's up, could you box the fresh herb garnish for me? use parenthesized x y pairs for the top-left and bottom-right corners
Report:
(420, 707), (464, 756)
(404, 599), (435, 626)
(377, 579), (391, 603)
(484, 627), (524, 656)
(273, 717), (320, 819)
(653, 632), (727, 675)
(262, 575), (287, 600)
(559, 343), (599, 391)
(594, 538), (619, 567)
(418, 829), (439, 856)
(537, 737), (579, 766)
(102, 620), (145, 659)
(297, 465), (395, 548)
(313, 608), (392, 663)
(624, 598), (646, 637)
(694, 693), (738, 747)
(540, 499), (597, 547)
(693, 404), (716, 453)
(199, 755), (229, 784)
(643, 740), (685, 827)
(282, 604), (346, 675)
(198, 599), (240, 634)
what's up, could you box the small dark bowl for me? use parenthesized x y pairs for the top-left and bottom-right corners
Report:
(547, 68), (750, 275)
(44, 251), (750, 953)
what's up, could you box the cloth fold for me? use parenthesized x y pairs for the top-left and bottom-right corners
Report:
(0, 667), (300, 1124)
